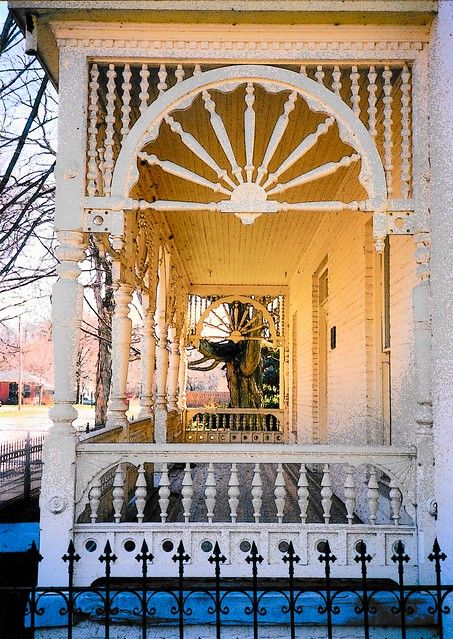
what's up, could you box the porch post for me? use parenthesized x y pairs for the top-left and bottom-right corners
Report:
(106, 281), (133, 432)
(40, 231), (85, 585)
(177, 335), (188, 410)
(429, 1), (453, 585)
(39, 47), (88, 586)
(167, 325), (180, 412)
(154, 274), (169, 443)
(138, 291), (156, 419)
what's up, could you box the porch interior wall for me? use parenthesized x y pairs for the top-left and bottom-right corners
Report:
(389, 234), (417, 446)
(289, 212), (369, 445)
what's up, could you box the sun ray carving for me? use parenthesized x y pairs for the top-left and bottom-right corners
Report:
(138, 81), (364, 224)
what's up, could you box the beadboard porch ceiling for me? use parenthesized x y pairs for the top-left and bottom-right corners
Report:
(131, 83), (371, 286)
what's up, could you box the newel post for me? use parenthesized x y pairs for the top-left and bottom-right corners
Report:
(40, 230), (86, 585)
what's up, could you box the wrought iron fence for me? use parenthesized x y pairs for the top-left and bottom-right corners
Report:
(0, 537), (451, 639)
(0, 433), (44, 503)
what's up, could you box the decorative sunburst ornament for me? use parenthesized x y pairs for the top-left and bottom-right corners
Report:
(137, 81), (363, 225)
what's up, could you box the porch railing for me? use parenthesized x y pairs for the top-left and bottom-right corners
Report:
(74, 443), (417, 580)
(183, 408), (285, 443)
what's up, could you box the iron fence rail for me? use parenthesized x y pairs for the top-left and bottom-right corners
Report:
(0, 537), (451, 639)
(0, 433), (44, 503)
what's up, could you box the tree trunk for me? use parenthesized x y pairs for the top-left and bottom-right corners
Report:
(90, 239), (114, 428)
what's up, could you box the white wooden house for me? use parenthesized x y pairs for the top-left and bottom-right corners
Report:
(8, 0), (453, 591)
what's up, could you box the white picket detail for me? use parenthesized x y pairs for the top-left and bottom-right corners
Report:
(89, 479), (101, 523)
(158, 463), (171, 523)
(367, 466), (379, 525)
(390, 477), (402, 526)
(321, 464), (333, 524)
(134, 464), (147, 523)
(228, 463), (240, 523)
(205, 462), (216, 523)
(274, 463), (286, 524)
(251, 463), (263, 523)
(112, 464), (124, 523)
(182, 462), (193, 523)
(297, 464), (309, 524)
(344, 465), (356, 524)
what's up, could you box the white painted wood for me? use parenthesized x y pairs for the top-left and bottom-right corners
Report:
(367, 65), (378, 138)
(274, 463), (286, 523)
(177, 335), (188, 410)
(251, 463), (263, 523)
(244, 83), (256, 182)
(87, 63), (100, 197)
(256, 91), (297, 185)
(134, 464), (147, 523)
(344, 465), (356, 524)
(120, 63), (132, 142)
(157, 64), (168, 94)
(205, 462), (216, 523)
(350, 65), (360, 117)
(315, 65), (325, 85)
(166, 325), (180, 412)
(201, 89), (243, 184)
(228, 463), (240, 523)
(367, 467), (379, 525)
(138, 292), (156, 420)
(390, 477), (402, 526)
(103, 64), (116, 197)
(139, 63), (150, 116)
(400, 64), (412, 199)
(321, 464), (333, 524)
(112, 464), (125, 523)
(89, 479), (101, 523)
(182, 462), (193, 523)
(262, 117), (335, 190)
(297, 464), (309, 524)
(158, 463), (171, 523)
(382, 66), (394, 197)
(107, 284), (133, 430)
(331, 65), (341, 96)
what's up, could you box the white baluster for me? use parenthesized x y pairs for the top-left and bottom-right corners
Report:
(367, 66), (378, 138)
(228, 463), (240, 523)
(135, 464), (147, 523)
(193, 64), (202, 76)
(274, 463), (286, 524)
(251, 463), (263, 523)
(87, 63), (100, 196)
(321, 464), (333, 524)
(159, 463), (170, 523)
(182, 463), (193, 523)
(205, 462), (216, 523)
(175, 64), (185, 83)
(89, 479), (101, 523)
(297, 464), (309, 524)
(299, 65), (307, 76)
(103, 64), (116, 197)
(383, 66), (393, 197)
(400, 64), (411, 199)
(158, 64), (168, 94)
(112, 464), (124, 523)
(350, 65), (360, 117)
(344, 466), (356, 524)
(139, 63), (150, 116)
(331, 65), (342, 97)
(315, 65), (325, 85)
(120, 63), (132, 142)
(244, 83), (256, 182)
(389, 478), (402, 526)
(367, 467), (379, 525)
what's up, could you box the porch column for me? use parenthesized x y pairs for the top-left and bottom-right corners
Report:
(154, 278), (169, 443)
(429, 1), (453, 584)
(177, 335), (188, 410)
(40, 230), (85, 585)
(39, 47), (88, 586)
(106, 282), (133, 431)
(138, 292), (156, 419)
(167, 325), (180, 412)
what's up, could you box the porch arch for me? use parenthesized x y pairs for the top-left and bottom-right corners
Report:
(111, 64), (388, 224)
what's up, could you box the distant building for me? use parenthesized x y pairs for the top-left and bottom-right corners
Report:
(0, 370), (53, 405)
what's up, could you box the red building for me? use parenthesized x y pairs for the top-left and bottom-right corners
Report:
(0, 370), (53, 406)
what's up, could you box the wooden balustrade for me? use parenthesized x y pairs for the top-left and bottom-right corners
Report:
(184, 408), (285, 443)
(75, 443), (416, 528)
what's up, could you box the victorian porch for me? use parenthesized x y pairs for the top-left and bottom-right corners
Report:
(34, 33), (435, 588)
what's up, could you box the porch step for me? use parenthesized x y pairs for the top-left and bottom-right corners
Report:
(121, 463), (363, 524)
